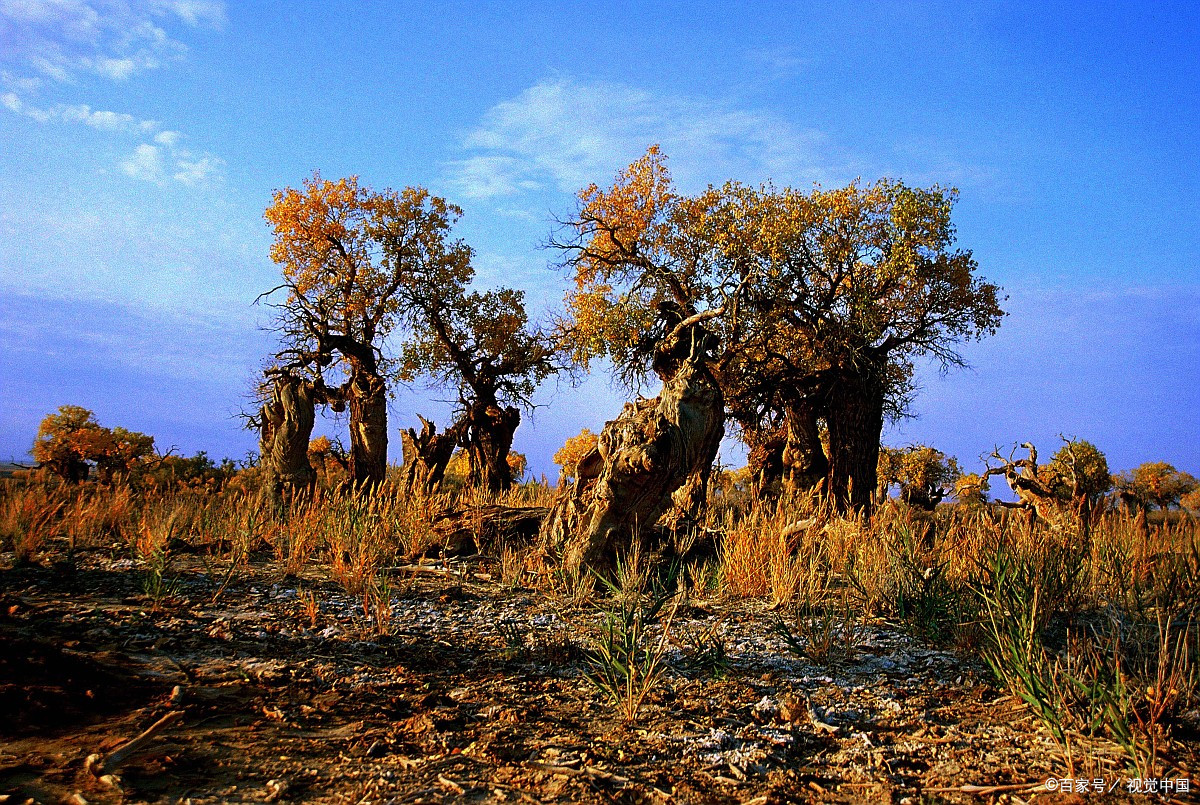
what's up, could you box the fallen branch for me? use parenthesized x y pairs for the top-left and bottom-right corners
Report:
(437, 774), (466, 795)
(85, 710), (183, 777)
(390, 564), (460, 575)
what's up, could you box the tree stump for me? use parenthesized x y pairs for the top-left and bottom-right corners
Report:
(399, 414), (463, 496)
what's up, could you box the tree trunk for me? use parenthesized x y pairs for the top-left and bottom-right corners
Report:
(781, 399), (829, 498)
(539, 316), (725, 577)
(258, 371), (317, 501)
(399, 414), (462, 496)
(662, 456), (718, 532)
(746, 424), (786, 500)
(53, 457), (89, 485)
(347, 369), (388, 487)
(824, 369), (885, 513)
(466, 400), (520, 493)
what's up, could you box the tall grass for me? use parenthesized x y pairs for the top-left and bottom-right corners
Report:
(3, 473), (1195, 773)
(582, 547), (681, 722)
(709, 492), (1198, 775)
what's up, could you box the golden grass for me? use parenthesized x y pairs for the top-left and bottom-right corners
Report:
(3, 474), (1196, 775)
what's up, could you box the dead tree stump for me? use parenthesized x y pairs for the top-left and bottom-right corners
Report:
(399, 414), (463, 497)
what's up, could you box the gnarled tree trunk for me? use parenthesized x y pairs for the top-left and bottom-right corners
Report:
(662, 456), (719, 532)
(347, 369), (388, 487)
(465, 400), (520, 493)
(540, 315), (725, 577)
(400, 414), (462, 496)
(258, 371), (317, 501)
(781, 398), (829, 498)
(746, 424), (786, 500)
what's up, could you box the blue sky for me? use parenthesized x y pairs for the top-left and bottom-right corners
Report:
(1, 0), (1197, 481)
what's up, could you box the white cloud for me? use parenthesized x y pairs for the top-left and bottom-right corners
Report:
(1, 90), (52, 121)
(0, 0), (224, 84)
(172, 152), (222, 186)
(446, 78), (836, 200)
(446, 155), (533, 199)
(4, 95), (221, 186)
(58, 102), (157, 132)
(93, 55), (142, 80)
(117, 140), (224, 187)
(1, 70), (43, 93)
(152, 0), (225, 28)
(0, 1), (226, 188)
(120, 142), (165, 183)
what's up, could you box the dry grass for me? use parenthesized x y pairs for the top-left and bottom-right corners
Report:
(3, 473), (1196, 776)
(707, 490), (1199, 776)
(0, 484), (64, 564)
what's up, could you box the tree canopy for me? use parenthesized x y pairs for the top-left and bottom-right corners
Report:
(1116, 461), (1198, 511)
(391, 250), (559, 491)
(32, 406), (155, 484)
(263, 171), (560, 492)
(263, 173), (475, 485)
(877, 444), (963, 510)
(1043, 439), (1112, 506)
(556, 146), (1004, 511)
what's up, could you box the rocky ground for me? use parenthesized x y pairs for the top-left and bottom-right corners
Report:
(0, 548), (1187, 804)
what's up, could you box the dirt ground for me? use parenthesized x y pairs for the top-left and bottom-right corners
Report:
(0, 548), (1190, 804)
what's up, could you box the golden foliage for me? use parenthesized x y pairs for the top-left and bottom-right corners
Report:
(265, 174), (467, 336)
(954, 472), (990, 506)
(552, 428), (599, 483)
(32, 406), (155, 483)
(506, 451), (528, 482)
(559, 147), (1005, 402)
(878, 444), (962, 507)
(1043, 439), (1112, 503)
(263, 172), (474, 386)
(1117, 462), (1199, 511)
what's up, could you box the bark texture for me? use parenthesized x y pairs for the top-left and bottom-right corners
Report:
(258, 371), (317, 500)
(399, 415), (462, 497)
(465, 399), (521, 493)
(747, 425), (786, 500)
(824, 369), (885, 512)
(347, 369), (388, 487)
(780, 399), (829, 498)
(540, 313), (725, 577)
(662, 458), (718, 532)
(744, 398), (829, 502)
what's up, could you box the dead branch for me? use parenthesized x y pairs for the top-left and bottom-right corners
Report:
(85, 710), (183, 777)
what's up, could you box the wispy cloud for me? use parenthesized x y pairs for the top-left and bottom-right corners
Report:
(3, 92), (155, 130)
(0, 1), (226, 187)
(117, 140), (222, 186)
(445, 78), (839, 201)
(4, 91), (224, 185)
(171, 151), (221, 185)
(0, 0), (225, 85)
(119, 141), (165, 181)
